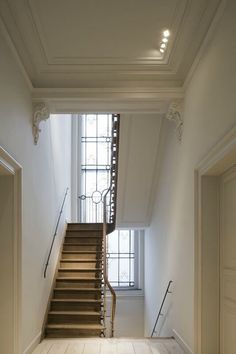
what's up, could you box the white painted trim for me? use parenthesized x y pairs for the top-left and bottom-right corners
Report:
(172, 329), (193, 354)
(0, 146), (22, 354)
(0, 157), (15, 174)
(184, 0), (226, 90)
(196, 124), (236, 176)
(32, 87), (184, 98)
(194, 123), (236, 354)
(0, 16), (33, 91)
(35, 100), (169, 115)
(32, 88), (184, 116)
(23, 332), (42, 354)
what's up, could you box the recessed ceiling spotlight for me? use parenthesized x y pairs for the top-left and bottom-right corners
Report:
(163, 29), (170, 38)
(159, 29), (170, 55)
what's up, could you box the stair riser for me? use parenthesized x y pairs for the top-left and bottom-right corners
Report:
(54, 292), (102, 300)
(46, 329), (103, 338)
(56, 281), (102, 289)
(64, 238), (103, 244)
(51, 303), (102, 311)
(60, 262), (102, 268)
(62, 253), (101, 260)
(58, 271), (102, 278)
(48, 315), (101, 324)
(63, 245), (103, 252)
(66, 231), (103, 237)
(67, 224), (103, 231)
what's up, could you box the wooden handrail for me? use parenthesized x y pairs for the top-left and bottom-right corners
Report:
(102, 113), (120, 337)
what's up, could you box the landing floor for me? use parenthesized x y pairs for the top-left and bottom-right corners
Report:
(32, 338), (185, 354)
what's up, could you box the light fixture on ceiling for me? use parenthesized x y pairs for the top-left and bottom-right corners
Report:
(160, 29), (170, 56)
(163, 29), (170, 38)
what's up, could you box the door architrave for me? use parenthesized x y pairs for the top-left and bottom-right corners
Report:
(0, 146), (22, 354)
(195, 125), (236, 354)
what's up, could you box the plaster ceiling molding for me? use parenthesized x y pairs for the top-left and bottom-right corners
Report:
(33, 102), (50, 145)
(0, 0), (223, 88)
(31, 87), (184, 114)
(166, 100), (184, 142)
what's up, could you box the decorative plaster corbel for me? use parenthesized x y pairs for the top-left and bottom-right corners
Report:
(166, 100), (184, 142)
(33, 103), (50, 145)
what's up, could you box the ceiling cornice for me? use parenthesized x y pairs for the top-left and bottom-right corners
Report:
(32, 87), (184, 100)
(0, 14), (33, 91)
(32, 87), (184, 114)
(183, 0), (226, 90)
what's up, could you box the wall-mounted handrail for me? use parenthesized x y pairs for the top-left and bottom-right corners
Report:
(102, 113), (120, 337)
(103, 188), (117, 337)
(151, 280), (173, 337)
(44, 187), (69, 278)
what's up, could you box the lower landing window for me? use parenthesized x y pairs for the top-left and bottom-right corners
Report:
(107, 229), (143, 290)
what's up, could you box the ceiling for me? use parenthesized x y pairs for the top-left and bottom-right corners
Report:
(0, 0), (222, 90)
(0, 1), (223, 223)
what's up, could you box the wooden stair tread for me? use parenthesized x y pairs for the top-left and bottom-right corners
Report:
(67, 223), (102, 228)
(49, 310), (101, 315)
(66, 229), (102, 232)
(56, 277), (102, 281)
(64, 243), (103, 246)
(55, 288), (102, 291)
(58, 268), (102, 271)
(66, 232), (103, 236)
(60, 259), (102, 262)
(46, 324), (105, 330)
(62, 251), (103, 254)
(51, 299), (102, 303)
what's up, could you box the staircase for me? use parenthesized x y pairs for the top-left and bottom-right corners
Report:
(45, 223), (105, 338)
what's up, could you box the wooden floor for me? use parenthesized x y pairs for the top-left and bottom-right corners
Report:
(32, 338), (185, 354)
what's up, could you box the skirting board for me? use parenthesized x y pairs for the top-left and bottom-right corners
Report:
(172, 329), (193, 354)
(23, 332), (41, 354)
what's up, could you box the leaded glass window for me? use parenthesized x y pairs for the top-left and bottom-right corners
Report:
(79, 114), (112, 222)
(107, 229), (141, 289)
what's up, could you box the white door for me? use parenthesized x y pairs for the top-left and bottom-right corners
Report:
(220, 167), (236, 354)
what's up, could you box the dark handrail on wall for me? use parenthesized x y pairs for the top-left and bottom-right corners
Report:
(151, 280), (173, 337)
(44, 187), (69, 278)
(102, 113), (120, 337)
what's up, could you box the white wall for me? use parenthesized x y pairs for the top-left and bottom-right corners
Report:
(0, 29), (72, 352)
(117, 114), (162, 228)
(144, 0), (236, 350)
(107, 295), (144, 337)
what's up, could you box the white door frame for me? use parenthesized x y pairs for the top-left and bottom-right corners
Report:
(195, 125), (236, 354)
(0, 146), (22, 354)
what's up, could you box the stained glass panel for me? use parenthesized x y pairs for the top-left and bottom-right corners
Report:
(79, 113), (112, 223)
(107, 230), (135, 288)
